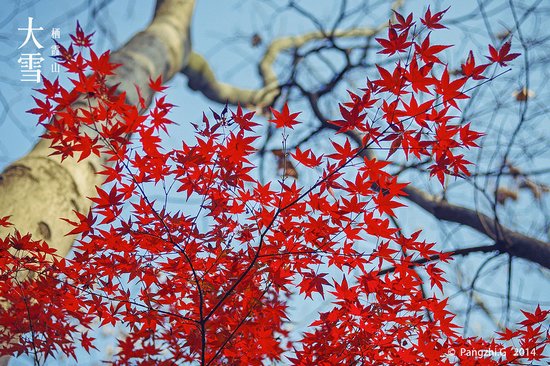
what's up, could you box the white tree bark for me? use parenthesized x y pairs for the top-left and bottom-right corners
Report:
(0, 0), (195, 363)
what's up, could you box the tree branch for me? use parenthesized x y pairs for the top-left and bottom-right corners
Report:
(402, 185), (550, 269)
(0, 0), (195, 259)
(341, 129), (550, 269)
(378, 244), (498, 275)
(181, 27), (380, 108)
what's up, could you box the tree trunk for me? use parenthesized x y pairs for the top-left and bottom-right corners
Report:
(0, 0), (195, 363)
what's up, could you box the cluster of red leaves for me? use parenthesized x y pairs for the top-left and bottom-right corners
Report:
(1, 6), (548, 366)
(0, 218), (96, 360)
(360, 6), (503, 185)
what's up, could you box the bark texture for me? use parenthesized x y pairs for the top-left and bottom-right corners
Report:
(0, 0), (194, 263)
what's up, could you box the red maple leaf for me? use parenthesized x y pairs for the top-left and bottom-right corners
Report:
(149, 75), (168, 92)
(62, 210), (96, 236)
(27, 97), (53, 123)
(88, 50), (120, 75)
(376, 27), (412, 55)
(461, 51), (489, 80)
(269, 103), (300, 129)
(299, 271), (331, 299)
(0, 215), (12, 227)
(421, 6), (449, 30)
(487, 41), (521, 66)
(415, 35), (450, 64)
(392, 11), (414, 31)
(435, 68), (468, 109)
(70, 21), (95, 47)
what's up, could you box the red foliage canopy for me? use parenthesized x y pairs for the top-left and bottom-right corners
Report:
(1, 8), (547, 366)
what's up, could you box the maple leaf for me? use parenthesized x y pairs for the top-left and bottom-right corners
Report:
(487, 40), (520, 66)
(461, 51), (489, 80)
(88, 50), (119, 75)
(299, 271), (331, 299)
(0, 215), (12, 227)
(89, 185), (124, 208)
(344, 89), (378, 111)
(149, 75), (168, 92)
(70, 21), (95, 47)
(98, 163), (124, 183)
(80, 332), (98, 353)
(72, 134), (101, 161)
(62, 210), (96, 236)
(330, 103), (367, 133)
(425, 263), (447, 291)
(139, 126), (162, 156)
(415, 35), (450, 64)
(269, 103), (300, 129)
(291, 147), (322, 168)
(459, 123), (484, 148)
(327, 138), (358, 164)
(27, 97), (54, 123)
(375, 64), (407, 95)
(381, 99), (404, 125)
(405, 58), (435, 94)
(421, 6), (449, 30)
(376, 27), (412, 55)
(375, 241), (398, 264)
(435, 68), (468, 109)
(373, 190), (405, 216)
(35, 77), (60, 99)
(392, 11), (414, 31)
(401, 95), (434, 128)
(519, 306), (549, 326)
(232, 104), (258, 131)
(330, 276), (357, 303)
(52, 39), (75, 64)
(496, 328), (519, 341)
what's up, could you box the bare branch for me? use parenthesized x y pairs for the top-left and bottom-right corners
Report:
(181, 27), (380, 107)
(402, 185), (550, 269)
